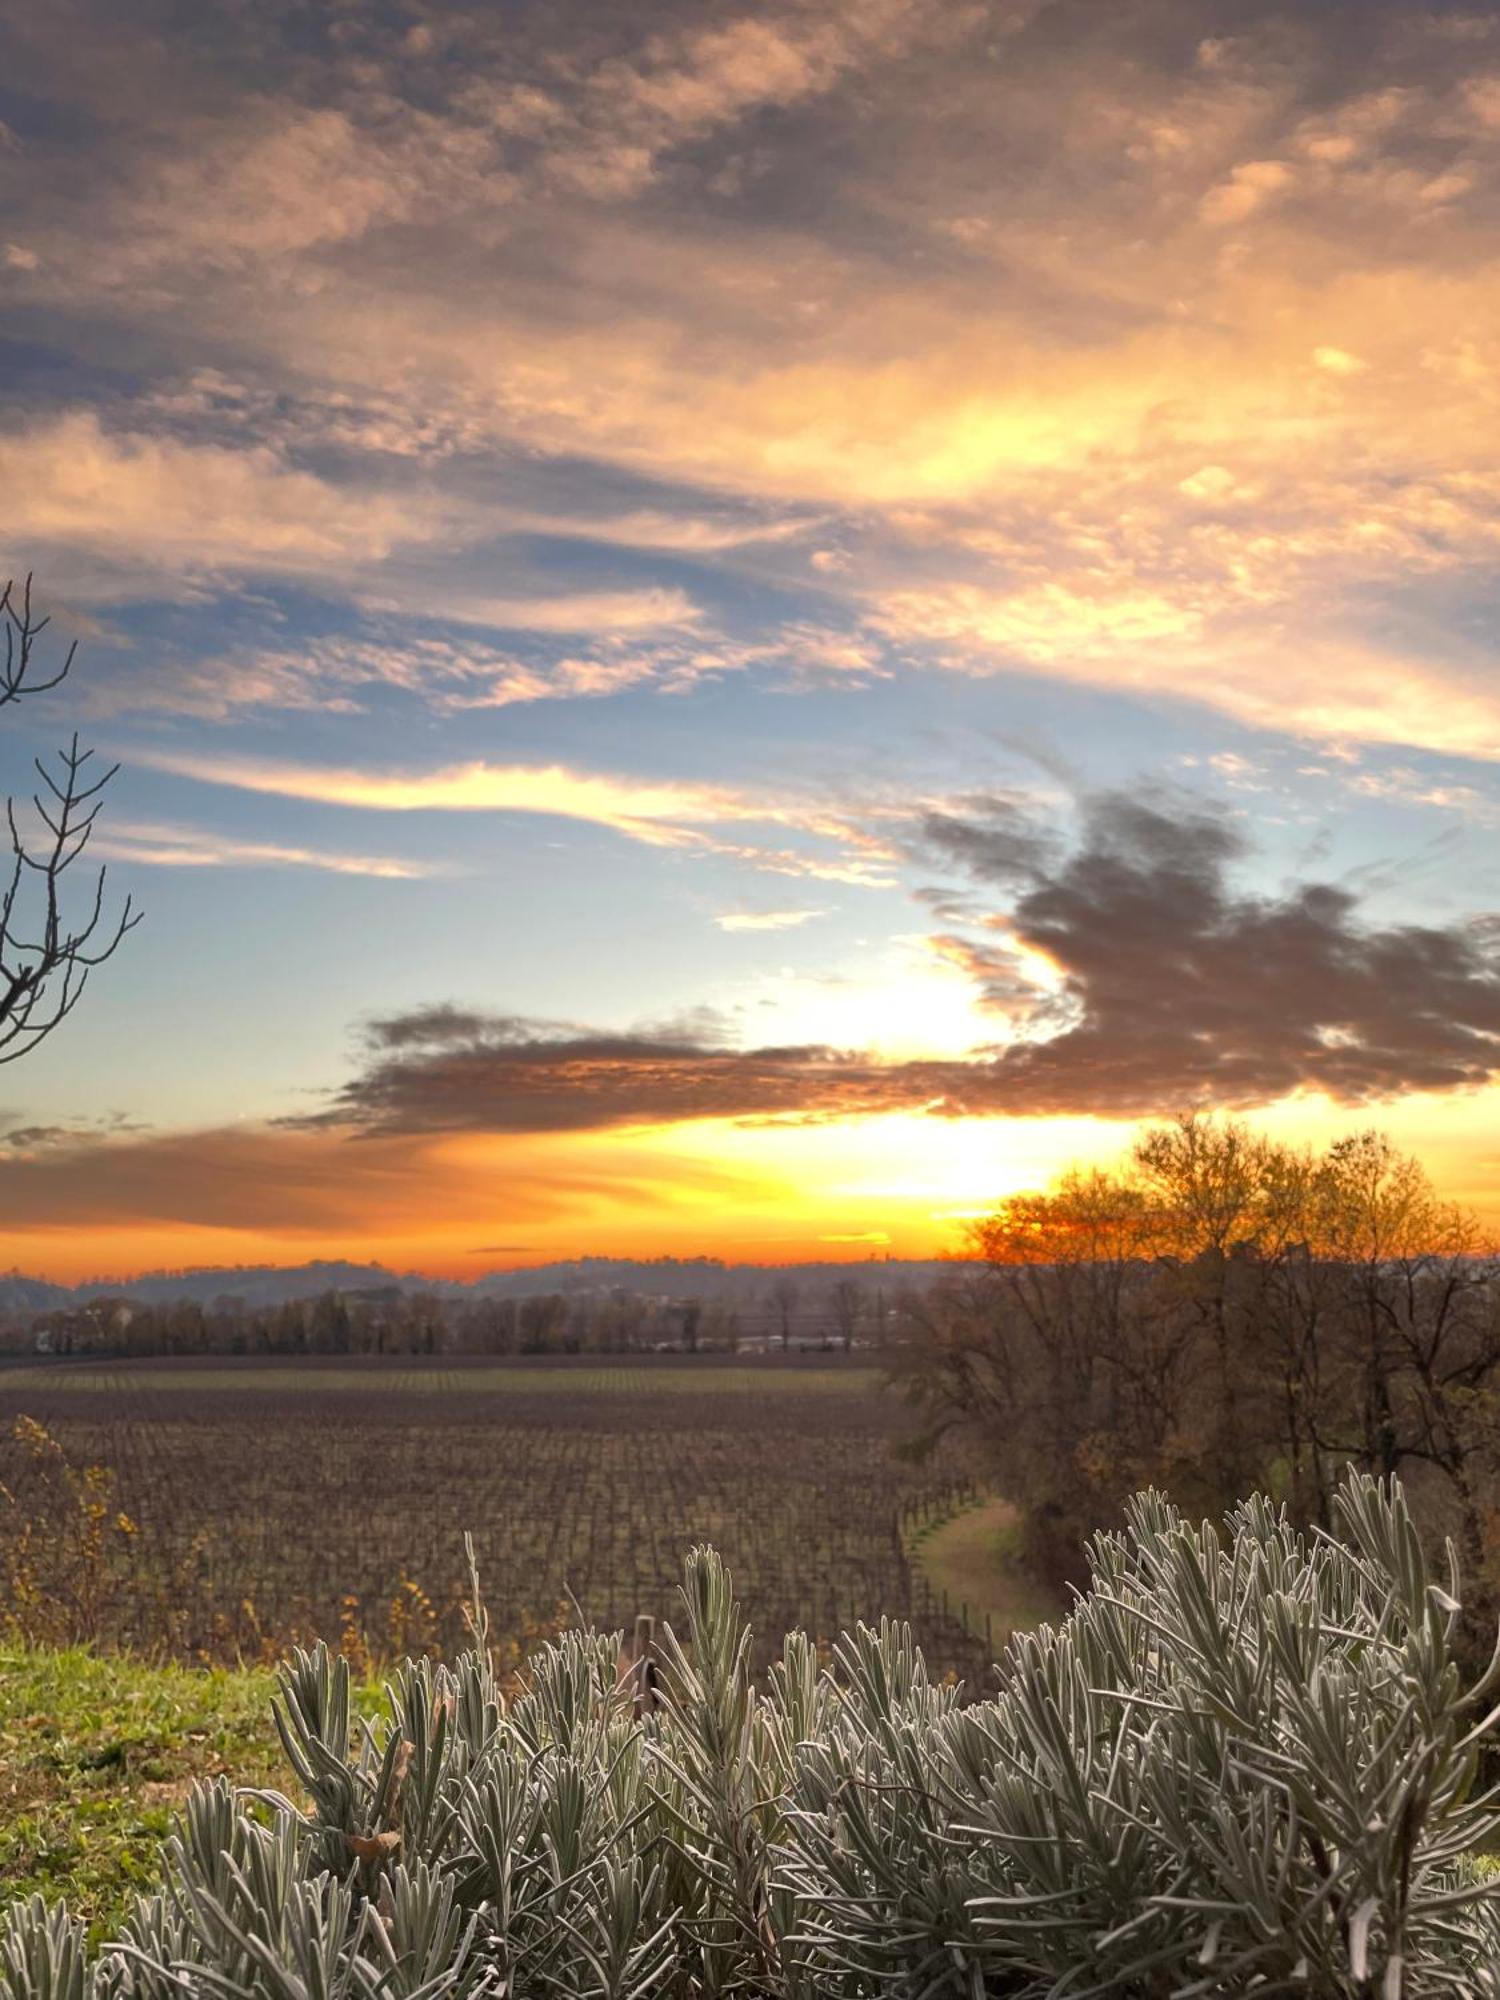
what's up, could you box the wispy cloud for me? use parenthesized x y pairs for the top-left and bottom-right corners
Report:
(487, 0), (964, 201)
(76, 620), (878, 723)
(95, 820), (445, 880)
(77, 634), (692, 723)
(131, 749), (895, 883)
(136, 749), (777, 836)
(499, 507), (819, 555)
(0, 1122), (763, 1239)
(715, 909), (825, 932)
(362, 587), (702, 636)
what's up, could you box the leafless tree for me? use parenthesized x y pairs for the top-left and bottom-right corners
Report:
(770, 1276), (799, 1351)
(828, 1276), (864, 1353)
(0, 576), (139, 1061)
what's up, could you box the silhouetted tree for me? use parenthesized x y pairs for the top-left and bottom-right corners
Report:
(829, 1277), (864, 1353)
(895, 1113), (1500, 1611)
(771, 1277), (799, 1351)
(0, 576), (138, 1060)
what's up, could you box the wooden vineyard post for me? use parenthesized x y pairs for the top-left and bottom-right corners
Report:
(618, 1612), (661, 1716)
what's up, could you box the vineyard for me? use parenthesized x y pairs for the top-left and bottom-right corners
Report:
(0, 1354), (993, 1682)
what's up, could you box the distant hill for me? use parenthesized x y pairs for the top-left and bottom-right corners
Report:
(72, 1261), (411, 1308)
(3, 1254), (965, 1314)
(0, 1274), (74, 1314)
(468, 1255), (956, 1300)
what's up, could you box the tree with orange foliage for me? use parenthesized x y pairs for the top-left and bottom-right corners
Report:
(895, 1114), (1500, 1603)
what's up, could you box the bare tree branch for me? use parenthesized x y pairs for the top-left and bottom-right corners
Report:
(0, 576), (140, 1062)
(0, 575), (78, 706)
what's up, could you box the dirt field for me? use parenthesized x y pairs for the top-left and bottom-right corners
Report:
(0, 1353), (991, 1680)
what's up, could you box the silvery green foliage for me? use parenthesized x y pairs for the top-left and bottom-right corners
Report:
(1, 1899), (88, 2000)
(7, 1478), (1500, 1997)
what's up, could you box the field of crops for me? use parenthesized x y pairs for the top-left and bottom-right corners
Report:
(0, 1354), (993, 1683)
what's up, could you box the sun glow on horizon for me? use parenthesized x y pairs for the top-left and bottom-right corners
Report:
(4, 1080), (1500, 1285)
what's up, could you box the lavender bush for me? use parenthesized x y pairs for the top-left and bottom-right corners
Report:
(4, 1474), (1499, 1997)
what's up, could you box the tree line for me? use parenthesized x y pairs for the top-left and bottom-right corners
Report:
(11, 1275), (892, 1358)
(893, 1114), (1500, 1626)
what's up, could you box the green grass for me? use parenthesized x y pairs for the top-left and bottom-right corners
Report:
(0, 1647), (288, 1937)
(909, 1496), (1063, 1652)
(0, 1649), (392, 1939)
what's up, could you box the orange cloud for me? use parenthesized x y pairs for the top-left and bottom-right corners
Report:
(1, 412), (439, 581)
(0, 1117), (936, 1281)
(11, 7), (1500, 758)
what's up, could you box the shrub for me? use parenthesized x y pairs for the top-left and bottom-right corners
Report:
(3, 1473), (1499, 1997)
(0, 1418), (138, 1647)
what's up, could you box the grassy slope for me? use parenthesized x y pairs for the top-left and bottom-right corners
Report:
(0, 1647), (285, 1939)
(909, 1496), (1063, 1651)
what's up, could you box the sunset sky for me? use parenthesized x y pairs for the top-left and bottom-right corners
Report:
(4, 0), (1500, 1280)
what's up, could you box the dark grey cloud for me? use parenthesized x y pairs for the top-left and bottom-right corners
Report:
(918, 790), (1058, 884)
(933, 793), (1500, 1114)
(366, 1005), (528, 1050)
(294, 1016), (941, 1135)
(0, 1111), (152, 1151)
(300, 792), (1500, 1135)
(3, 1124), (69, 1150)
